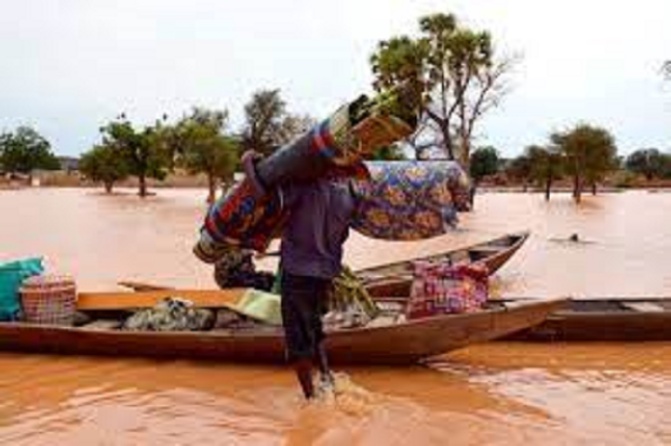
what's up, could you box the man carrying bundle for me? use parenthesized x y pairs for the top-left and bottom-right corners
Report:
(278, 177), (356, 400)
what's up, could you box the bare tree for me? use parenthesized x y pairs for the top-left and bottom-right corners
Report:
(370, 13), (518, 166)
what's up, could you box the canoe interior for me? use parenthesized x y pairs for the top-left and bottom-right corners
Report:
(504, 298), (671, 342)
(77, 289), (245, 311)
(359, 231), (528, 279)
(364, 231), (529, 299)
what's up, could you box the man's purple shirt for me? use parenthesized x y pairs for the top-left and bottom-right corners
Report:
(279, 179), (356, 279)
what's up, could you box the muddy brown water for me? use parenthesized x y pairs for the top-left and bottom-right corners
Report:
(1, 188), (671, 445)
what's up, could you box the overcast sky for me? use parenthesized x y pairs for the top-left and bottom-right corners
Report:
(0, 0), (669, 158)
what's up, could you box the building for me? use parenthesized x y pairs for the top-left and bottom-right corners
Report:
(57, 156), (79, 173)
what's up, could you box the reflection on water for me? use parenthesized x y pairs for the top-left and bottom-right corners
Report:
(1, 188), (671, 444)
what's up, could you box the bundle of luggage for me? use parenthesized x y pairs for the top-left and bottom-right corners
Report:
(123, 297), (216, 331)
(0, 257), (77, 326)
(193, 84), (472, 264)
(406, 261), (489, 320)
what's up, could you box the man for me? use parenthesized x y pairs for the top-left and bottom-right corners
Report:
(279, 177), (356, 400)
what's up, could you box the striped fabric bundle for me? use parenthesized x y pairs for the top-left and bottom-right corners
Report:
(194, 180), (288, 262)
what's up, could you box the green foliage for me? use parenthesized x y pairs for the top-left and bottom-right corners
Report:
(505, 154), (533, 190)
(551, 124), (617, 202)
(469, 146), (499, 183)
(276, 114), (317, 146)
(79, 144), (129, 193)
(370, 145), (407, 161)
(370, 12), (514, 164)
(0, 126), (59, 174)
(611, 170), (638, 188)
(99, 115), (170, 197)
(370, 36), (428, 112)
(241, 89), (314, 156)
(172, 108), (239, 203)
(526, 145), (565, 200)
(625, 148), (671, 180)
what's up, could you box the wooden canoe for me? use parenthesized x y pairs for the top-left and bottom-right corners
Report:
(0, 296), (565, 365)
(503, 297), (671, 342)
(362, 231), (530, 298)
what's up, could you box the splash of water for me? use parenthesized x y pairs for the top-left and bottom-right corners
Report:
(310, 372), (380, 416)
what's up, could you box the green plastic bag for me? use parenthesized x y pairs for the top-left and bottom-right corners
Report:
(0, 258), (44, 321)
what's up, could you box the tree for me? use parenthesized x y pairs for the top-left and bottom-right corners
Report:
(625, 148), (669, 181)
(505, 154), (533, 192)
(172, 108), (239, 203)
(276, 114), (317, 146)
(79, 144), (129, 193)
(370, 12), (516, 165)
(469, 146), (499, 184)
(240, 89), (314, 156)
(99, 115), (170, 197)
(552, 124), (617, 203)
(0, 126), (59, 175)
(527, 145), (565, 201)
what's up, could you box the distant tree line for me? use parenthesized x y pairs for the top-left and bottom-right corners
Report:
(469, 123), (671, 203)
(78, 89), (316, 201)
(0, 86), (410, 202)
(623, 148), (671, 181)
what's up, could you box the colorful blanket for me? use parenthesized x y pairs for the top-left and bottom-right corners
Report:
(351, 161), (470, 240)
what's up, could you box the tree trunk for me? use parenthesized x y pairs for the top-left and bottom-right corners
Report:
(207, 173), (217, 204)
(104, 181), (113, 194)
(545, 178), (551, 201)
(469, 184), (476, 210)
(573, 174), (582, 204)
(460, 140), (470, 171)
(441, 125), (454, 160)
(591, 182), (597, 195)
(139, 174), (147, 198)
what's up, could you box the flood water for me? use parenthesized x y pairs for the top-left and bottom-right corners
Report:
(1, 187), (671, 445)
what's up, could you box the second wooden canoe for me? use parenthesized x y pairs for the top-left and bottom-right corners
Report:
(503, 298), (671, 341)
